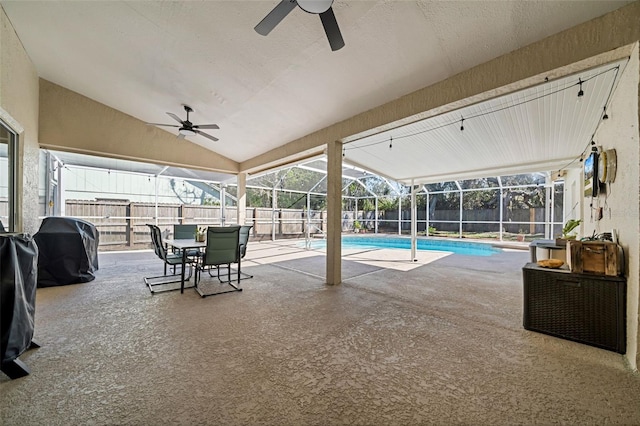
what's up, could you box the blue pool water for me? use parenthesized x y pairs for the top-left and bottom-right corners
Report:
(305, 236), (501, 256)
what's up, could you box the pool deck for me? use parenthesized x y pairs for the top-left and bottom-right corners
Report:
(4, 237), (638, 425)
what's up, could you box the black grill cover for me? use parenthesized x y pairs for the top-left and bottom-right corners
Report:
(34, 217), (99, 287)
(1, 234), (38, 364)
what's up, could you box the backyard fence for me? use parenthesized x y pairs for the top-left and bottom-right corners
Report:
(62, 199), (560, 249)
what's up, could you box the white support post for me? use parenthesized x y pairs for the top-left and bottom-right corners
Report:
(237, 173), (247, 225)
(374, 197), (379, 234)
(498, 177), (504, 241)
(57, 162), (66, 217)
(154, 175), (159, 226)
(306, 192), (311, 248)
(411, 180), (417, 261)
(426, 192), (430, 237)
(398, 195), (402, 235)
(220, 185), (226, 226)
(458, 186), (463, 238)
(271, 187), (277, 241)
(545, 173), (553, 239)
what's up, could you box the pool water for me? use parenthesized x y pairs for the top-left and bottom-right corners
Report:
(305, 236), (501, 256)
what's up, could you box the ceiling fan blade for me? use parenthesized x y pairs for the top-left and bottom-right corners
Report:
(166, 112), (184, 124)
(320, 7), (345, 51)
(254, 0), (297, 36)
(195, 129), (219, 142)
(194, 124), (220, 130)
(147, 123), (180, 128)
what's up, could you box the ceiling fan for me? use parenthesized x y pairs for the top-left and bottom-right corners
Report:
(147, 105), (219, 142)
(255, 0), (345, 51)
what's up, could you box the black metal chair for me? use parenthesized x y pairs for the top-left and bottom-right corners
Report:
(144, 224), (193, 294)
(194, 226), (243, 297)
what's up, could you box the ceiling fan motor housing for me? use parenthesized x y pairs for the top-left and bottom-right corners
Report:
(297, 0), (334, 14)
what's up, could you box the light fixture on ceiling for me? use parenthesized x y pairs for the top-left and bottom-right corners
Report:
(179, 127), (196, 137)
(577, 78), (584, 101)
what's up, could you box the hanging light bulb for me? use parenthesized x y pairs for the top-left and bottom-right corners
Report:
(460, 117), (465, 132)
(603, 106), (609, 120)
(342, 147), (345, 157)
(389, 136), (393, 150)
(577, 78), (584, 102)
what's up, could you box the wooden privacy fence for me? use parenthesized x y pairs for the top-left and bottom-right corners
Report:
(65, 200), (327, 247)
(64, 200), (558, 247)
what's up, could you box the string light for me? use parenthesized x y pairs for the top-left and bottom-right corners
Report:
(577, 78), (584, 101)
(341, 64), (621, 158)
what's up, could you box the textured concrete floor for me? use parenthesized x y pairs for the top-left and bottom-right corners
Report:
(2, 240), (639, 425)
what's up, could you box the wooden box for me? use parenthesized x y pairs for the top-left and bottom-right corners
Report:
(566, 240), (621, 276)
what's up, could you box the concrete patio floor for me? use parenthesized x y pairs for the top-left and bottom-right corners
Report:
(2, 239), (639, 425)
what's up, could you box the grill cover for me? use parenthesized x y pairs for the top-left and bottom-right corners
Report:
(1, 234), (38, 364)
(34, 217), (99, 287)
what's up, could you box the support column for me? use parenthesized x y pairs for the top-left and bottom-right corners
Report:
(271, 187), (277, 241)
(154, 175), (159, 226)
(410, 180), (417, 261)
(237, 172), (247, 225)
(57, 162), (65, 216)
(326, 140), (342, 285)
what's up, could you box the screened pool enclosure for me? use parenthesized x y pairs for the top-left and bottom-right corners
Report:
(38, 150), (565, 249)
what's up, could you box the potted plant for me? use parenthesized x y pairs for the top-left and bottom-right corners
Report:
(557, 219), (582, 245)
(195, 226), (206, 242)
(353, 220), (362, 233)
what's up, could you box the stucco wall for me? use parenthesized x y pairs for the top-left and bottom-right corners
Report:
(39, 80), (239, 175)
(574, 46), (640, 370)
(0, 6), (39, 234)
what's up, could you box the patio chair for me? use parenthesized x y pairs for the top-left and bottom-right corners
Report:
(212, 225), (253, 280)
(194, 226), (243, 297)
(144, 224), (193, 294)
(173, 224), (197, 239)
(172, 224), (201, 257)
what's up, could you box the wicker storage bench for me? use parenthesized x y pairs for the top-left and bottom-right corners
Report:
(522, 263), (626, 354)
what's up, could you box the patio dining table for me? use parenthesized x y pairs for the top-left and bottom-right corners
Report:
(164, 238), (206, 293)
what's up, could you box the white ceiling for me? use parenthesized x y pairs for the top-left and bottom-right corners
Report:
(1, 1), (633, 176)
(346, 60), (626, 184)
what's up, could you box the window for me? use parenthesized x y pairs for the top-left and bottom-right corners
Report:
(0, 121), (17, 232)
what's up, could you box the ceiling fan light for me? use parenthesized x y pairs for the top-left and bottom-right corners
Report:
(179, 128), (196, 136)
(297, 0), (333, 14)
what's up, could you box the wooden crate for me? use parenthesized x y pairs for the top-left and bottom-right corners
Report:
(566, 240), (621, 276)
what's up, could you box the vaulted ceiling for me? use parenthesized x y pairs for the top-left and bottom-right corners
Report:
(1, 0), (634, 181)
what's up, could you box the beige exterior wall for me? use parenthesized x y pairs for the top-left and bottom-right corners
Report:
(39, 80), (239, 174)
(570, 46), (640, 370)
(0, 7), (40, 234)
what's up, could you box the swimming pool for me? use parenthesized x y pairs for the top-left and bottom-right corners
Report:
(305, 236), (501, 256)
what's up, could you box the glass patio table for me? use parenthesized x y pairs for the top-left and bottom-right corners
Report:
(164, 238), (206, 293)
